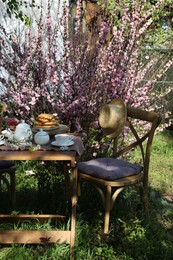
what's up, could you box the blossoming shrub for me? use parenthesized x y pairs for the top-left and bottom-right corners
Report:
(0, 0), (172, 138)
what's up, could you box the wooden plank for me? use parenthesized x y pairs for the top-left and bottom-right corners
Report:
(0, 151), (76, 166)
(0, 230), (71, 244)
(0, 214), (66, 223)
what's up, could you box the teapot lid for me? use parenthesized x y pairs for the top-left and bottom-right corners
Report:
(20, 120), (27, 124)
(15, 119), (31, 129)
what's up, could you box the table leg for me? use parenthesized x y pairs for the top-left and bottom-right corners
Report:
(63, 163), (71, 206)
(70, 163), (78, 260)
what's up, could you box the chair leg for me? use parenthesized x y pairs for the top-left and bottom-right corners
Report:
(139, 184), (149, 212)
(0, 178), (2, 193)
(0, 170), (16, 208)
(104, 185), (112, 234)
(77, 176), (81, 197)
(143, 187), (149, 212)
(9, 171), (16, 208)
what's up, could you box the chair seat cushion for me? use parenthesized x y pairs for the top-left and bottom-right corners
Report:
(78, 157), (143, 181)
(0, 160), (15, 170)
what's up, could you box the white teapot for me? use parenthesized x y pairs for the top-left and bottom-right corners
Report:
(14, 120), (33, 142)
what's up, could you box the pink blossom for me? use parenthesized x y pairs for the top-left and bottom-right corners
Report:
(0, 0), (171, 136)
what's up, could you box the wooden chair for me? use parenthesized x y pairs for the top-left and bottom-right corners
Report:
(78, 106), (161, 234)
(0, 161), (16, 207)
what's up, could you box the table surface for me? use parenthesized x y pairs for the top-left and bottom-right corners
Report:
(0, 134), (85, 166)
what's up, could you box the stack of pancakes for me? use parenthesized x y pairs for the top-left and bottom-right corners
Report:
(34, 114), (59, 129)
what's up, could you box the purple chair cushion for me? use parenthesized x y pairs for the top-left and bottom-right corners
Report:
(78, 157), (143, 181)
(0, 160), (15, 170)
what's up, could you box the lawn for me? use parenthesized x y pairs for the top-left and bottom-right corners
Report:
(0, 129), (173, 259)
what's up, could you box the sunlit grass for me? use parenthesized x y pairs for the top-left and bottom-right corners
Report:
(150, 129), (173, 193)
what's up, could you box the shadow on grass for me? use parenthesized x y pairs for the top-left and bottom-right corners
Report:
(0, 163), (173, 259)
(76, 182), (173, 260)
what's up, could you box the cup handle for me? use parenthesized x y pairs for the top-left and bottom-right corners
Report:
(69, 136), (73, 141)
(0, 135), (4, 140)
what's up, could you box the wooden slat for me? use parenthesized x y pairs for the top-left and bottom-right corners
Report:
(127, 106), (161, 122)
(0, 214), (66, 223)
(0, 150), (76, 167)
(0, 230), (71, 244)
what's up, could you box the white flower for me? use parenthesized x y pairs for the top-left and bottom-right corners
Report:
(26, 170), (35, 176)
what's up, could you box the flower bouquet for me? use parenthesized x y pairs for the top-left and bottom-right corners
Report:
(4, 117), (19, 131)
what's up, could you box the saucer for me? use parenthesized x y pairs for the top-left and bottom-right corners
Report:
(0, 140), (5, 146)
(51, 140), (74, 147)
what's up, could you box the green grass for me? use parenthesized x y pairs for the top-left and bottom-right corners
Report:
(150, 130), (173, 194)
(0, 129), (173, 259)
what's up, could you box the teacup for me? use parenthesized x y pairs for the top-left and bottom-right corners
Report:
(1, 129), (13, 139)
(55, 134), (73, 145)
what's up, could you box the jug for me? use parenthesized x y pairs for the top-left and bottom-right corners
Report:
(14, 120), (33, 142)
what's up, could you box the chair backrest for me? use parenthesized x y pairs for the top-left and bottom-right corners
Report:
(112, 107), (162, 189)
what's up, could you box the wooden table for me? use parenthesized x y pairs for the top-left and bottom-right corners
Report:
(0, 149), (79, 259)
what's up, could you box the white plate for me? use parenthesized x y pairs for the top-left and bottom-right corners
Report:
(0, 140), (5, 146)
(51, 140), (74, 147)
